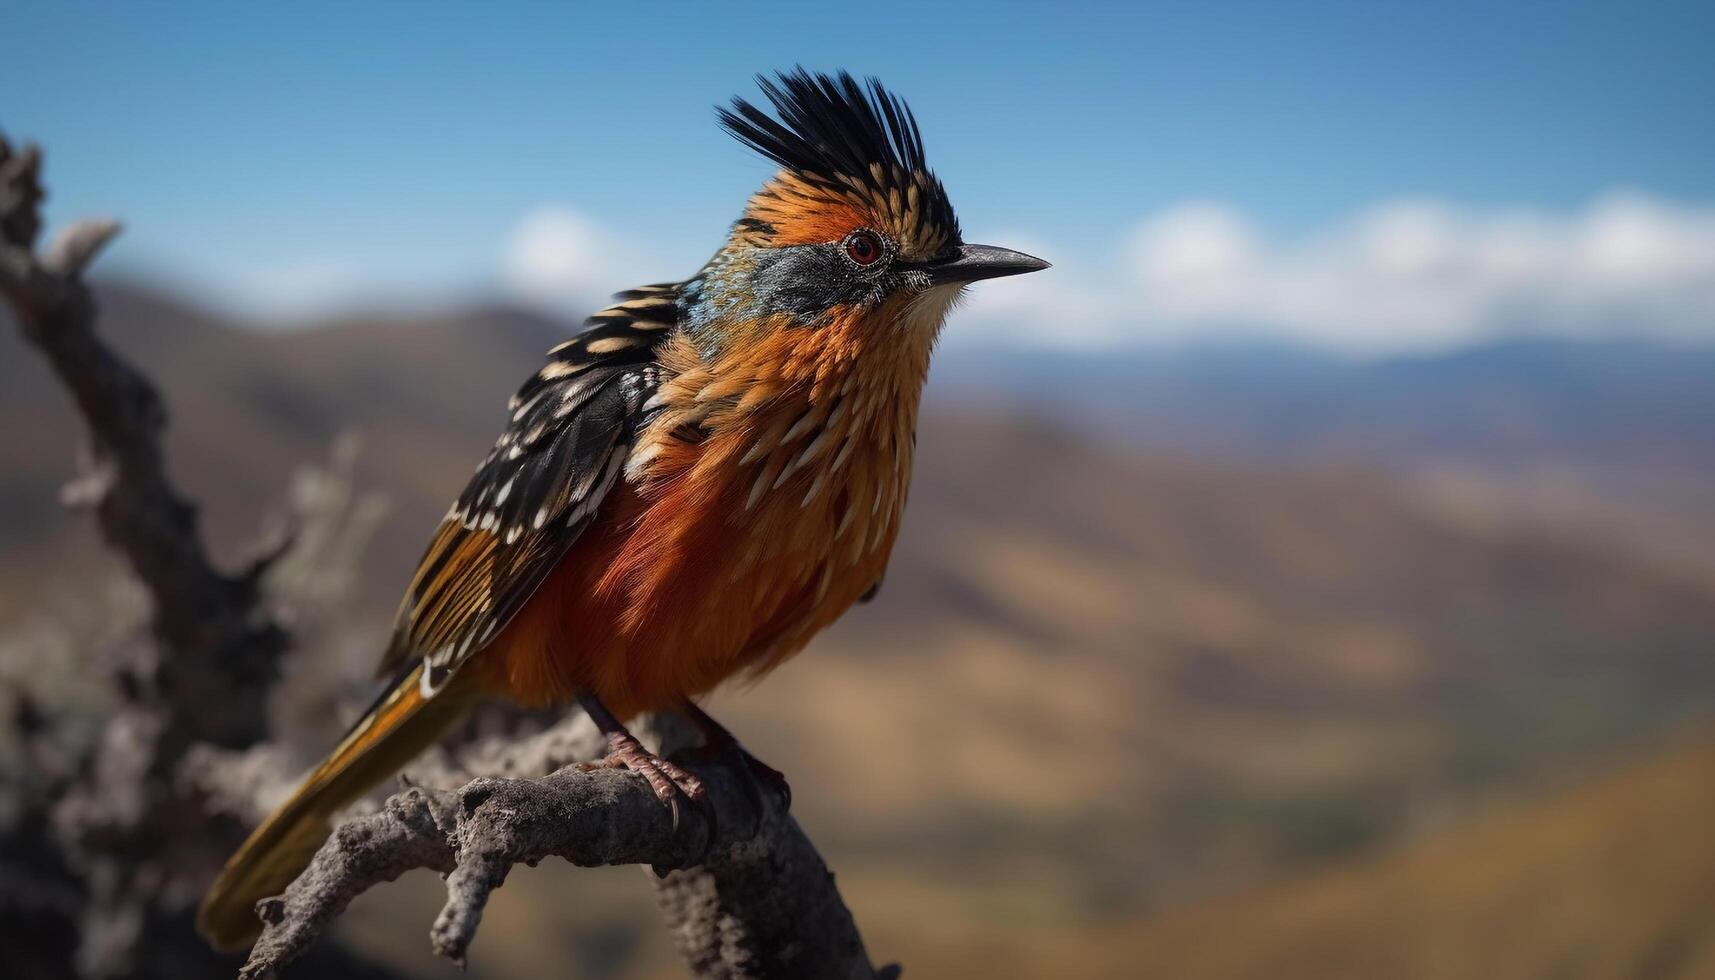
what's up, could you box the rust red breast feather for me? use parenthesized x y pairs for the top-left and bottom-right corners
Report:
(477, 296), (936, 719)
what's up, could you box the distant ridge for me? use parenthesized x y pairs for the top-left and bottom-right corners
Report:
(6, 280), (1715, 965)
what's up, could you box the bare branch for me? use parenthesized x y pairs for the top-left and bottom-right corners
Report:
(0, 132), (317, 978)
(402, 707), (609, 787)
(241, 714), (891, 980)
(0, 138), (287, 730)
(44, 218), (122, 277)
(0, 134), (44, 247)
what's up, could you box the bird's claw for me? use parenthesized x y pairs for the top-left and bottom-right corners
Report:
(680, 737), (791, 839)
(740, 751), (791, 813)
(577, 731), (716, 852)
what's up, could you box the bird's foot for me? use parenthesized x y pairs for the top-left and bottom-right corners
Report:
(733, 745), (791, 814)
(577, 730), (712, 841)
(680, 703), (791, 837)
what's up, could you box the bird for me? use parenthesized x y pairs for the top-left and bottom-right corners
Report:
(197, 68), (1048, 951)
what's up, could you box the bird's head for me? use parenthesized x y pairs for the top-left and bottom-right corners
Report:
(683, 69), (1047, 352)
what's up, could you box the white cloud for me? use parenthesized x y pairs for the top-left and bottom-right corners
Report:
(502, 207), (608, 300)
(956, 191), (1715, 352)
(499, 205), (674, 315)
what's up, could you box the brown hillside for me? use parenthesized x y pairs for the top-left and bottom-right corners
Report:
(7, 284), (1715, 975)
(882, 728), (1715, 980)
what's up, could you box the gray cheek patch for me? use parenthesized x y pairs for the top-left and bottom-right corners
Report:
(683, 244), (894, 352)
(749, 245), (881, 323)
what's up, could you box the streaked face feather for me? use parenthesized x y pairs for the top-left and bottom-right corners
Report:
(684, 69), (962, 352)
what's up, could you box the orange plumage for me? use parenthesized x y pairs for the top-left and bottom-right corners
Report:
(198, 68), (1046, 952)
(481, 291), (941, 718)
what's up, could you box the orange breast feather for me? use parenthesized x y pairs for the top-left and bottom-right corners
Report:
(475, 302), (932, 720)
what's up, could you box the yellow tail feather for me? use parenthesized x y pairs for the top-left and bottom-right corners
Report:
(197, 664), (475, 951)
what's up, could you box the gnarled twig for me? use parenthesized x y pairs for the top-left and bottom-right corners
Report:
(242, 713), (889, 979)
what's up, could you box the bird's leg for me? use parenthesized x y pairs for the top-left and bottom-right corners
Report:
(576, 694), (708, 835)
(682, 699), (791, 816)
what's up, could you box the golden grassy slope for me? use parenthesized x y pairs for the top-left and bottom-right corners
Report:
(881, 728), (1715, 980)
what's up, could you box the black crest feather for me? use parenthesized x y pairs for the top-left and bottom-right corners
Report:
(719, 69), (959, 245)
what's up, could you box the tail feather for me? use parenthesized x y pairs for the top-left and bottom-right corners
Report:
(197, 663), (474, 951)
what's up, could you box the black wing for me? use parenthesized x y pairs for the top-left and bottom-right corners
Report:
(380, 283), (681, 694)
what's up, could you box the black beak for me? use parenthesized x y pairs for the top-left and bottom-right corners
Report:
(918, 243), (1050, 285)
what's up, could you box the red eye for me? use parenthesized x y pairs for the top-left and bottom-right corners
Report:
(845, 231), (884, 266)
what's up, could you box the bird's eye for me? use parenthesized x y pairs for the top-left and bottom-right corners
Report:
(844, 230), (884, 266)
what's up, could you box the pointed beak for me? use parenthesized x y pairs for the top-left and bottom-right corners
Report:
(918, 243), (1051, 285)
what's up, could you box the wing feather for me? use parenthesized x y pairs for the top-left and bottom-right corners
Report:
(380, 283), (681, 694)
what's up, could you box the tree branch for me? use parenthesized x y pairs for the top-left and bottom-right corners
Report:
(0, 132), (357, 979)
(0, 133), (286, 749)
(243, 713), (891, 980)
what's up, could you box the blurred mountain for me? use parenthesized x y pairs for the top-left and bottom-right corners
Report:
(882, 726), (1715, 980)
(5, 281), (1715, 976)
(938, 335), (1715, 464)
(937, 337), (1715, 575)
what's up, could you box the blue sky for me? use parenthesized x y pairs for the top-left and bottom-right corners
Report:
(6, 1), (1714, 350)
